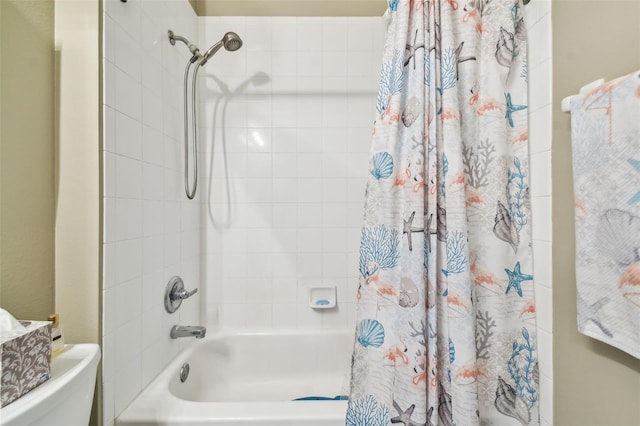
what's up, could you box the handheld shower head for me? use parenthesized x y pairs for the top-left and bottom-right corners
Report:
(169, 29), (243, 200)
(199, 32), (243, 66)
(222, 32), (243, 52)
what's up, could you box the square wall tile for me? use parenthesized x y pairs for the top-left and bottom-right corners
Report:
(532, 196), (552, 242)
(247, 50), (272, 77)
(142, 125), (164, 166)
(105, 0), (141, 41)
(533, 240), (553, 288)
(524, 0), (551, 28)
(143, 163), (164, 201)
(114, 25), (141, 81)
(220, 304), (247, 328)
(530, 151), (552, 197)
(105, 106), (116, 152)
(115, 199), (142, 241)
(536, 332), (554, 376)
(142, 270), (165, 312)
(104, 12), (116, 62)
(115, 238), (142, 284)
(272, 303), (298, 328)
(142, 200), (163, 237)
(273, 153), (298, 178)
(114, 278), (142, 329)
(272, 126), (298, 153)
(321, 305), (347, 329)
(296, 303), (323, 328)
(535, 284), (553, 333)
(114, 355), (142, 415)
(527, 14), (551, 68)
(115, 155), (142, 199)
(323, 51), (348, 77)
(115, 67), (142, 120)
(271, 18), (297, 51)
(322, 17), (348, 51)
(142, 88), (163, 131)
(529, 59), (552, 112)
(298, 204), (323, 228)
(143, 236), (164, 275)
(539, 373), (554, 424)
(530, 105), (552, 154)
(272, 99), (298, 128)
(246, 17), (273, 52)
(245, 303), (272, 328)
(297, 18), (323, 51)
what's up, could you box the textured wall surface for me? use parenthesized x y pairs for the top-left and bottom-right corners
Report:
(553, 1), (640, 425)
(0, 0), (55, 321)
(55, 0), (100, 346)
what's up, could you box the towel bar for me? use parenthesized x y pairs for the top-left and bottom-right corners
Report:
(561, 78), (605, 113)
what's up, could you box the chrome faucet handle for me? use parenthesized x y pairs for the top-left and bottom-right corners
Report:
(164, 276), (198, 313)
(171, 287), (198, 301)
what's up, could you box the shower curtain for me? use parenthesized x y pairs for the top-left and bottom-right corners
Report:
(347, 0), (538, 425)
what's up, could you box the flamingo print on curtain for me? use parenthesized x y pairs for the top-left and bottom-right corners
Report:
(347, 0), (538, 425)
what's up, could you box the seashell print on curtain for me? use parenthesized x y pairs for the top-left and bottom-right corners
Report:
(346, 0), (538, 425)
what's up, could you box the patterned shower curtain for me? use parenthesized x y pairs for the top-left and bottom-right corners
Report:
(347, 0), (538, 425)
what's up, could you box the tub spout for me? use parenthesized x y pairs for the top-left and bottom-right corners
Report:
(170, 325), (206, 339)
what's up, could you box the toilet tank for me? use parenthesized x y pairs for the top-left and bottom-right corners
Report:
(0, 344), (100, 426)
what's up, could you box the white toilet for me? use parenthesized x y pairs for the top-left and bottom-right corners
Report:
(0, 344), (100, 426)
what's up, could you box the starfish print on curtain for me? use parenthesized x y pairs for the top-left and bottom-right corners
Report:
(347, 0), (539, 424)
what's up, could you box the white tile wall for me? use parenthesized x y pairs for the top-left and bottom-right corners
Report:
(102, 0), (200, 425)
(200, 16), (383, 331)
(525, 1), (554, 424)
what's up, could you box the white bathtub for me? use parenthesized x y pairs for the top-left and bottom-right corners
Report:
(116, 329), (353, 426)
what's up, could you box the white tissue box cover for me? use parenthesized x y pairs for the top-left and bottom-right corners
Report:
(0, 321), (52, 408)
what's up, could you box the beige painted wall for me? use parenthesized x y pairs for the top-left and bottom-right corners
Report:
(55, 2), (101, 425)
(553, 1), (640, 425)
(190, 0), (386, 16)
(0, 0), (55, 321)
(54, 0), (100, 346)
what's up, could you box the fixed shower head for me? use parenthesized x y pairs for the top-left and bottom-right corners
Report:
(199, 32), (243, 66)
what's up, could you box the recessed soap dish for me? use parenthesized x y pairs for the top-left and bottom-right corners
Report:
(309, 286), (336, 309)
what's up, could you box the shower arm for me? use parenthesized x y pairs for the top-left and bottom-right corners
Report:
(169, 30), (201, 59)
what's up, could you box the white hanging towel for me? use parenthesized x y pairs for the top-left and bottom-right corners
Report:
(569, 70), (640, 359)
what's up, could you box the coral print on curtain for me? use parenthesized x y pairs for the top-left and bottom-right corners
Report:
(347, 0), (538, 425)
